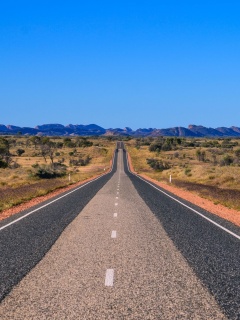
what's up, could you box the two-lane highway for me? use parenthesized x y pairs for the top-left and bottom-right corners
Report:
(0, 143), (239, 319)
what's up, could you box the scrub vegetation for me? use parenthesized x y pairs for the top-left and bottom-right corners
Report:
(1, 134), (240, 215)
(126, 137), (240, 211)
(0, 135), (115, 213)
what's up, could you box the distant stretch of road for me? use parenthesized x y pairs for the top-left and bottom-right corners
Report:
(0, 143), (239, 319)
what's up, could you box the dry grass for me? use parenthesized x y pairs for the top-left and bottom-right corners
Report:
(126, 139), (240, 211)
(0, 137), (115, 213)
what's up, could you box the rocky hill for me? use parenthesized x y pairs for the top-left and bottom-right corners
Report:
(0, 123), (240, 137)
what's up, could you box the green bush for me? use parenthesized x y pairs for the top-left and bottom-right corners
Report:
(0, 159), (8, 168)
(184, 168), (191, 176)
(33, 163), (67, 179)
(69, 155), (91, 166)
(146, 158), (170, 171)
(16, 148), (25, 156)
(220, 154), (234, 166)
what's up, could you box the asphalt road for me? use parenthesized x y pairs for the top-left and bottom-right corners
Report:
(0, 151), (117, 301)
(123, 148), (240, 319)
(0, 144), (239, 319)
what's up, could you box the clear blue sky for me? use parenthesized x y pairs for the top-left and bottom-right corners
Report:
(1, 1), (240, 129)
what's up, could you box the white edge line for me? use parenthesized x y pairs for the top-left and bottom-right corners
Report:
(0, 150), (117, 232)
(126, 151), (240, 241)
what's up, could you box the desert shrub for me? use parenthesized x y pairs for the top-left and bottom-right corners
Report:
(211, 154), (218, 165)
(201, 140), (220, 148)
(149, 137), (182, 152)
(56, 142), (63, 149)
(0, 137), (12, 167)
(149, 142), (163, 152)
(58, 158), (65, 164)
(235, 148), (240, 158)
(184, 168), (192, 176)
(76, 137), (93, 147)
(146, 158), (170, 171)
(33, 163), (67, 179)
(182, 140), (198, 147)
(221, 139), (238, 148)
(16, 148), (25, 156)
(63, 138), (76, 148)
(135, 138), (152, 147)
(220, 154), (234, 166)
(196, 149), (206, 161)
(10, 161), (20, 169)
(0, 159), (8, 168)
(135, 139), (141, 149)
(161, 141), (172, 151)
(69, 155), (91, 166)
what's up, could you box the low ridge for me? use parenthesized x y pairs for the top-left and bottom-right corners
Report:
(0, 123), (239, 137)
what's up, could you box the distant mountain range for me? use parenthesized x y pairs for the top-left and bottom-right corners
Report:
(0, 123), (240, 137)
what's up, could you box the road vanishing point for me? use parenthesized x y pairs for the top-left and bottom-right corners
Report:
(0, 142), (239, 319)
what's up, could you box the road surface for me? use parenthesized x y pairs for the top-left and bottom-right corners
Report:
(0, 143), (239, 319)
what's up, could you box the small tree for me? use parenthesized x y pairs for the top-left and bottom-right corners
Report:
(196, 149), (206, 162)
(235, 148), (240, 158)
(16, 148), (25, 156)
(39, 139), (57, 163)
(30, 136), (41, 149)
(0, 137), (12, 167)
(220, 154), (233, 166)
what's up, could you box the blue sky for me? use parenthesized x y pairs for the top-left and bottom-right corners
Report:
(1, 1), (240, 129)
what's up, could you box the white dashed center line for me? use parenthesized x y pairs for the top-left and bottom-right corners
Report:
(114, 212), (117, 218)
(111, 230), (117, 238)
(105, 269), (114, 286)
(115, 203), (118, 206)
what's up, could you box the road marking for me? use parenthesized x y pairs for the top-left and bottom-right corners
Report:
(116, 197), (118, 199)
(126, 152), (240, 241)
(111, 230), (117, 238)
(105, 269), (114, 286)
(0, 151), (118, 233)
(117, 192), (119, 194)
(114, 212), (117, 218)
(115, 203), (118, 206)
